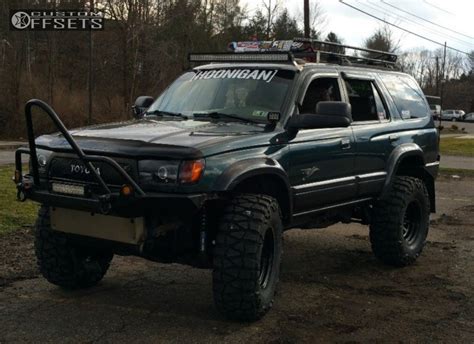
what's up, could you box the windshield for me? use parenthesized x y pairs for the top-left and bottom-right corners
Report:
(146, 68), (295, 123)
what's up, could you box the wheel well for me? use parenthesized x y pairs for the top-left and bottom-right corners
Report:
(396, 155), (436, 212)
(231, 174), (291, 224)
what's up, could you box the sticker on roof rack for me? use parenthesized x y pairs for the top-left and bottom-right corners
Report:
(228, 40), (304, 52)
(228, 40), (303, 53)
(192, 69), (278, 83)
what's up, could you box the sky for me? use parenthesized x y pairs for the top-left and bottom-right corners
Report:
(241, 0), (474, 54)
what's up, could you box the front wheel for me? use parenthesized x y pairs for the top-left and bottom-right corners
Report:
(35, 206), (113, 289)
(212, 194), (283, 321)
(370, 176), (430, 267)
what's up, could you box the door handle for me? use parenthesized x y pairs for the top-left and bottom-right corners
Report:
(340, 138), (351, 150)
(389, 135), (399, 142)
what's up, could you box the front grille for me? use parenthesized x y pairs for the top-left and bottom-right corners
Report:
(48, 156), (137, 186)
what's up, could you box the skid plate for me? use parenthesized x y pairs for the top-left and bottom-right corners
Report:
(50, 207), (145, 244)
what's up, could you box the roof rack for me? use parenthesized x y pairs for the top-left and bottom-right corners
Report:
(188, 38), (399, 70)
(293, 37), (398, 68)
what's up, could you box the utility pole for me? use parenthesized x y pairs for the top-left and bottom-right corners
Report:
(440, 41), (447, 109)
(88, 0), (94, 125)
(435, 56), (439, 96)
(304, 0), (310, 38)
(267, 0), (272, 40)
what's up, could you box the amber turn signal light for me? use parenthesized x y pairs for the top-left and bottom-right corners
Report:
(120, 184), (134, 197)
(179, 159), (205, 184)
(13, 170), (21, 184)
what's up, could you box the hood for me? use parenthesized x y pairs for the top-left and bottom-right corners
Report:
(36, 118), (275, 159)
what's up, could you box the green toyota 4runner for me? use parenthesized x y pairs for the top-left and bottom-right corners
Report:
(14, 40), (439, 321)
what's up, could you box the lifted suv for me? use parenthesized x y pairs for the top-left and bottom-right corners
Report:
(15, 39), (439, 321)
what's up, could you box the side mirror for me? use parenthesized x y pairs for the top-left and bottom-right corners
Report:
(132, 96), (154, 118)
(288, 101), (352, 130)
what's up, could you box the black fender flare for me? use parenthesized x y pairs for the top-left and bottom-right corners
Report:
(381, 143), (425, 198)
(213, 157), (292, 216)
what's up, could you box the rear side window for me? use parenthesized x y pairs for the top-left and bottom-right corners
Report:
(380, 74), (429, 119)
(344, 79), (388, 122)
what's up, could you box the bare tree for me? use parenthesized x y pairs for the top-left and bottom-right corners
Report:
(261, 0), (281, 39)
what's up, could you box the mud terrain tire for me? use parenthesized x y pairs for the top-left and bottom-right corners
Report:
(370, 176), (430, 267)
(34, 206), (113, 289)
(213, 194), (283, 321)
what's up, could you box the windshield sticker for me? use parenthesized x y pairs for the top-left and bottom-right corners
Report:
(251, 111), (281, 122)
(401, 110), (411, 119)
(252, 110), (267, 117)
(192, 69), (278, 83)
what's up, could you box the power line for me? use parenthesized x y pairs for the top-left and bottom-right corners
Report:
(361, 0), (472, 48)
(359, 0), (473, 49)
(338, 0), (471, 56)
(381, 0), (474, 41)
(353, 0), (472, 50)
(422, 0), (456, 16)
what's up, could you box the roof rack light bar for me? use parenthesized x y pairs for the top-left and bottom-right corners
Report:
(188, 52), (293, 63)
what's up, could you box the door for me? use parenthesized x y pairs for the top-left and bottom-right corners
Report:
(342, 74), (392, 197)
(289, 73), (356, 215)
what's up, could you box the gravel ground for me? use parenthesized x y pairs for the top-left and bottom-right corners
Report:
(0, 176), (473, 343)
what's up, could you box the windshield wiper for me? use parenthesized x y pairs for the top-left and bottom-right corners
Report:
(193, 112), (261, 124)
(145, 110), (188, 119)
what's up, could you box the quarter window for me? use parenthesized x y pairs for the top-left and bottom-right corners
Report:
(344, 79), (388, 122)
(380, 74), (429, 119)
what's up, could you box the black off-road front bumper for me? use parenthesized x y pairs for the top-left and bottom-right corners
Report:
(14, 99), (211, 218)
(16, 175), (209, 218)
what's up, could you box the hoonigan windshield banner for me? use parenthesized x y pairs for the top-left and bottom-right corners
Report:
(192, 69), (279, 83)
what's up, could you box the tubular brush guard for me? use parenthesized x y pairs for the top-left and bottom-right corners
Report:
(15, 99), (146, 213)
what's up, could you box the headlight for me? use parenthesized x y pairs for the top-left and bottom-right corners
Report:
(139, 160), (180, 185)
(138, 159), (205, 185)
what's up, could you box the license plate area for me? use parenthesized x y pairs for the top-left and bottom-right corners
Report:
(50, 207), (145, 244)
(51, 182), (85, 196)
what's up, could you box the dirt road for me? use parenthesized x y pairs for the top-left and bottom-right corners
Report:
(441, 155), (474, 170)
(1, 175), (473, 343)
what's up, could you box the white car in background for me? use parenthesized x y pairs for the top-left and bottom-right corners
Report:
(462, 112), (474, 122)
(441, 109), (465, 121)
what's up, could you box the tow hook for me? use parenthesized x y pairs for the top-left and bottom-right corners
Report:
(98, 194), (112, 214)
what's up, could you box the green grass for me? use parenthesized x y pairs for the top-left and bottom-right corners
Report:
(439, 167), (474, 178)
(0, 166), (38, 234)
(439, 137), (474, 157)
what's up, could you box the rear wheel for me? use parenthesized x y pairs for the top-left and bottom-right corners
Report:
(212, 194), (282, 321)
(370, 176), (430, 267)
(35, 206), (113, 289)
